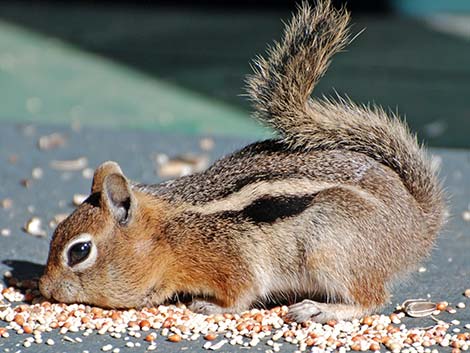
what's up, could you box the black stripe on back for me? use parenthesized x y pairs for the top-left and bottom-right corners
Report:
(220, 193), (317, 224)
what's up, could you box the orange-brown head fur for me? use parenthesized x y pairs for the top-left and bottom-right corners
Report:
(39, 162), (177, 309)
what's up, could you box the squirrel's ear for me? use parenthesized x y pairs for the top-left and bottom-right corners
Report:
(101, 173), (136, 225)
(91, 161), (124, 194)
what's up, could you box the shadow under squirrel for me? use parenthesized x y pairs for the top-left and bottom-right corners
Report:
(39, 0), (446, 323)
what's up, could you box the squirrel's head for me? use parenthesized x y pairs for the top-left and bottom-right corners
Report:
(39, 161), (174, 308)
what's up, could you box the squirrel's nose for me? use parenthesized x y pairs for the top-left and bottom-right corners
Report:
(38, 275), (52, 299)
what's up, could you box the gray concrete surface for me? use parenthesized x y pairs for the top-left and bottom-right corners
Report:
(0, 123), (469, 352)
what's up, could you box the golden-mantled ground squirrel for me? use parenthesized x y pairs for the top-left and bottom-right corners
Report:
(39, 0), (446, 323)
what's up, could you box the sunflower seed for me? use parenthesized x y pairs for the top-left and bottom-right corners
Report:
(402, 299), (436, 318)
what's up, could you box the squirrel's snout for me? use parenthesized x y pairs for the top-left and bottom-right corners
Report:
(38, 275), (52, 300)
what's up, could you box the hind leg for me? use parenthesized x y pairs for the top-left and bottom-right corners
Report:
(287, 275), (388, 323)
(289, 255), (388, 322)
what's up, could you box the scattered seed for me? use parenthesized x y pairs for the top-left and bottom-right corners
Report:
(208, 339), (228, 350)
(0, 278), (469, 353)
(402, 299), (436, 317)
(50, 213), (69, 228)
(50, 157), (88, 171)
(82, 168), (94, 179)
(462, 210), (470, 222)
(168, 334), (182, 343)
(0, 198), (13, 209)
(73, 194), (87, 206)
(38, 133), (67, 150)
(418, 267), (427, 273)
(23, 217), (47, 237)
(204, 333), (218, 341)
(145, 334), (156, 342)
(31, 167), (43, 179)
(157, 154), (208, 178)
(1, 229), (11, 237)
(457, 302), (466, 309)
(63, 335), (76, 343)
(436, 302), (448, 311)
(199, 137), (215, 151)
(46, 338), (54, 345)
(464, 289), (470, 298)
(20, 179), (32, 188)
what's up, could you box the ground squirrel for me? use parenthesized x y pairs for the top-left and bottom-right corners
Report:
(39, 0), (446, 323)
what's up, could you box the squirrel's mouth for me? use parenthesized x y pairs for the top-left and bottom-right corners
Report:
(39, 275), (79, 304)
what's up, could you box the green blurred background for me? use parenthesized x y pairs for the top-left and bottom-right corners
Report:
(0, 0), (469, 148)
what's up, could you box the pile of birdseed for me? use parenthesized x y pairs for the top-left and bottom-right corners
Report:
(1, 276), (470, 353)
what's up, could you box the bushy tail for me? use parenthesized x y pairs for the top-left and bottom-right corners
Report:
(245, 0), (445, 233)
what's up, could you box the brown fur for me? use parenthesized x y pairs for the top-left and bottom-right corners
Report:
(39, 0), (446, 323)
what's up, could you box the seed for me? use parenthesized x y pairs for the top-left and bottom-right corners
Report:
(168, 334), (182, 343)
(284, 330), (294, 338)
(205, 333), (217, 341)
(403, 300), (436, 317)
(1, 198), (13, 209)
(32, 167), (43, 179)
(14, 314), (25, 326)
(162, 318), (175, 328)
(389, 343), (402, 352)
(464, 289), (470, 298)
(436, 302), (448, 311)
(236, 322), (247, 331)
(361, 316), (374, 326)
(23, 217), (47, 237)
(326, 320), (337, 327)
(50, 157), (88, 171)
(102, 344), (113, 351)
(46, 339), (55, 345)
(23, 325), (33, 334)
(351, 343), (361, 351)
(456, 302), (466, 309)
(462, 211), (470, 222)
(38, 133), (67, 150)
(199, 138), (214, 151)
(139, 319), (151, 329)
(145, 334), (156, 342)
(370, 342), (381, 351)
(73, 194), (87, 206)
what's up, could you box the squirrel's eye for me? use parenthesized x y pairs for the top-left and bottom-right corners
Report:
(68, 241), (92, 267)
